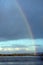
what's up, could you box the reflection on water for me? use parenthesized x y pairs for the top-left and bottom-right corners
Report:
(0, 56), (43, 65)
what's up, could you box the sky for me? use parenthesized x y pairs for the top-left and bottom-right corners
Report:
(0, 0), (43, 54)
(18, 0), (43, 38)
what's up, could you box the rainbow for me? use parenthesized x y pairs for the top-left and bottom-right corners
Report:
(15, 0), (36, 55)
(0, 0), (36, 54)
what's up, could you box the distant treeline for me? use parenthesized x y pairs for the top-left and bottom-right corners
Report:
(0, 53), (43, 56)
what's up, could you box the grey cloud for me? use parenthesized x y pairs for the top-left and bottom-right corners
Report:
(0, 0), (43, 41)
(0, 0), (31, 41)
(18, 0), (43, 38)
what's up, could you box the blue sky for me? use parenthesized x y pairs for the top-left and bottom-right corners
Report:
(0, 0), (43, 53)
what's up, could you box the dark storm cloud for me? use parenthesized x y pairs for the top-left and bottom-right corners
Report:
(18, 0), (43, 38)
(0, 0), (30, 41)
(0, 0), (43, 41)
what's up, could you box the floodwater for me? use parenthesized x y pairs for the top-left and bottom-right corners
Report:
(0, 56), (43, 65)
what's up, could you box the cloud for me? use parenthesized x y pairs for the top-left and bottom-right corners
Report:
(0, 47), (35, 54)
(0, 37), (7, 41)
(18, 0), (43, 38)
(0, 0), (43, 40)
(0, 0), (31, 41)
(0, 38), (43, 54)
(0, 0), (43, 54)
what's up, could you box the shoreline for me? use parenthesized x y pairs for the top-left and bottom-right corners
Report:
(0, 53), (43, 56)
